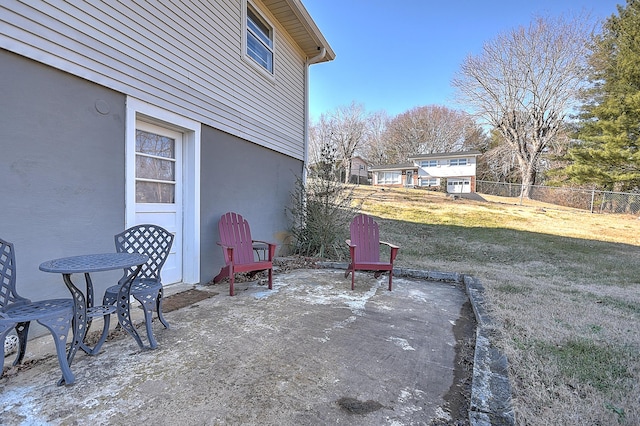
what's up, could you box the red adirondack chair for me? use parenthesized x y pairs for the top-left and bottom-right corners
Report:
(345, 214), (400, 291)
(213, 212), (276, 296)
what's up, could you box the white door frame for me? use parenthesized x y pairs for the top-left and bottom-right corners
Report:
(125, 97), (201, 285)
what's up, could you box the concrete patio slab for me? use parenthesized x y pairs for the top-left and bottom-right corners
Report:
(1, 268), (469, 425)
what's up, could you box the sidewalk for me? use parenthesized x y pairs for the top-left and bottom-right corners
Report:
(1, 268), (469, 425)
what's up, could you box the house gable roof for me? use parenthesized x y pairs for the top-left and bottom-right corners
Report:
(263, 0), (336, 62)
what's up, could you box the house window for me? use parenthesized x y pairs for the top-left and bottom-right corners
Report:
(420, 160), (438, 168)
(449, 158), (468, 166)
(420, 178), (438, 187)
(246, 4), (274, 74)
(377, 171), (401, 184)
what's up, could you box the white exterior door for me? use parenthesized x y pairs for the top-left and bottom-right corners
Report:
(133, 121), (182, 284)
(405, 171), (413, 187)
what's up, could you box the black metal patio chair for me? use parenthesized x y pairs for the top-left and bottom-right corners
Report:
(0, 238), (76, 385)
(102, 224), (174, 349)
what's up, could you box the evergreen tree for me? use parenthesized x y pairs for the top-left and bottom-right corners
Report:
(567, 0), (640, 191)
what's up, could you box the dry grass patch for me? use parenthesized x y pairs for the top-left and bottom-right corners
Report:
(350, 186), (640, 425)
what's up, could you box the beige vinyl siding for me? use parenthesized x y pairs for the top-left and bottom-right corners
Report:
(0, 0), (307, 159)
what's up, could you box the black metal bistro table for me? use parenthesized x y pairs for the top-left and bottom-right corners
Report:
(39, 252), (148, 385)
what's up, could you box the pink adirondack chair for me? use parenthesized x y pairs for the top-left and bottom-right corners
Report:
(213, 212), (276, 296)
(345, 214), (400, 291)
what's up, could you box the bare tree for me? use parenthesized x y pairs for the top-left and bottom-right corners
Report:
(361, 110), (389, 166)
(308, 114), (332, 166)
(453, 15), (592, 197)
(382, 105), (486, 164)
(477, 132), (521, 183)
(327, 102), (368, 183)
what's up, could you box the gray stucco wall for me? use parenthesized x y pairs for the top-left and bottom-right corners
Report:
(1, 49), (127, 303)
(2, 48), (304, 336)
(200, 126), (302, 284)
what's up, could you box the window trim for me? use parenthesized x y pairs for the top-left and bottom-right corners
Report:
(377, 171), (402, 185)
(449, 158), (468, 166)
(420, 160), (438, 168)
(420, 177), (439, 187)
(243, 1), (276, 79)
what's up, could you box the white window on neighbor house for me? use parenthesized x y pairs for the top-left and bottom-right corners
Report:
(377, 171), (401, 184)
(245, 2), (274, 74)
(420, 178), (438, 187)
(420, 160), (438, 168)
(449, 158), (468, 166)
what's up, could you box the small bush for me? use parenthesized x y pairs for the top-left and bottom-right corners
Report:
(287, 146), (361, 259)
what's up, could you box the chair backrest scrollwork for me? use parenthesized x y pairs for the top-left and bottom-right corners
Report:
(0, 238), (31, 310)
(114, 225), (174, 282)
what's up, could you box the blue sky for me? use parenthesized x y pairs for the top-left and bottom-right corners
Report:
(303, 0), (624, 121)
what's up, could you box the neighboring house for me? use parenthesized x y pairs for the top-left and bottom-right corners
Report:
(1, 1), (334, 317)
(369, 164), (418, 187)
(308, 155), (369, 184)
(372, 151), (481, 193)
(348, 156), (369, 184)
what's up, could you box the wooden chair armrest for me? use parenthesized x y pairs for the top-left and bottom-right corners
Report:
(380, 241), (400, 249)
(381, 241), (400, 263)
(346, 239), (355, 247)
(217, 242), (235, 263)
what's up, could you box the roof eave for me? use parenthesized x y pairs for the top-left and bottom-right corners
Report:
(263, 0), (336, 63)
(369, 164), (417, 172)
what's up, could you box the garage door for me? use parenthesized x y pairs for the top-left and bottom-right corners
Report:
(447, 179), (471, 194)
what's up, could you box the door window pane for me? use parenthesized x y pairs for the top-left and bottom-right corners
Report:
(136, 130), (175, 158)
(136, 181), (175, 203)
(136, 156), (175, 181)
(135, 130), (176, 203)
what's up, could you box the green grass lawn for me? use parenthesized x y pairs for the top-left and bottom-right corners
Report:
(351, 186), (640, 425)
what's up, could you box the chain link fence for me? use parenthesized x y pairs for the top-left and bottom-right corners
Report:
(476, 180), (640, 215)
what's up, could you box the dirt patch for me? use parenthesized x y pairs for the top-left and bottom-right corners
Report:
(432, 300), (476, 425)
(1, 357), (49, 378)
(337, 397), (385, 414)
(162, 289), (218, 312)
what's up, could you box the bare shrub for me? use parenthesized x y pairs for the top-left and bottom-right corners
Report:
(287, 144), (361, 259)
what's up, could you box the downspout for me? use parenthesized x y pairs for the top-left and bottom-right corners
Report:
(303, 47), (326, 184)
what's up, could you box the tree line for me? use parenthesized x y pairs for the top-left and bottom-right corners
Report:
(309, 0), (640, 197)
